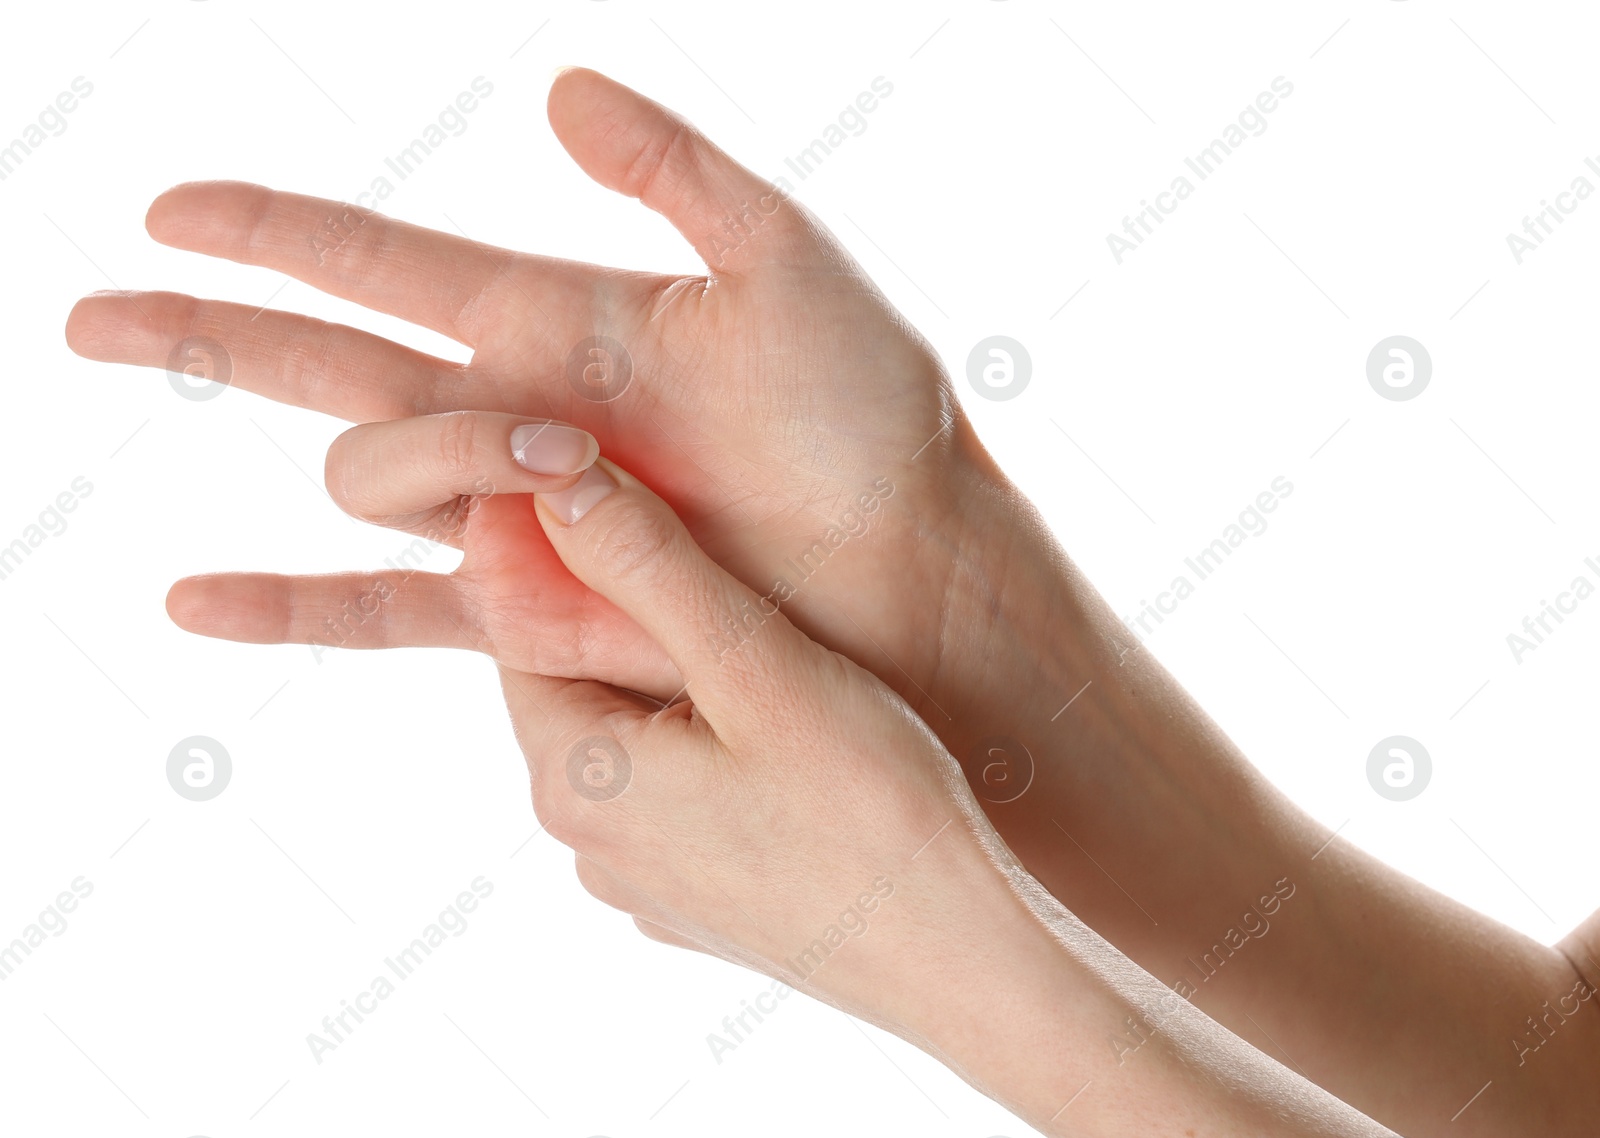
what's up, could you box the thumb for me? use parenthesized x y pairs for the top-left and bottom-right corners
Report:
(533, 458), (809, 724)
(546, 67), (823, 275)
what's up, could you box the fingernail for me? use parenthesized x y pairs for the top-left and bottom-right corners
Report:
(511, 422), (599, 476)
(540, 463), (617, 525)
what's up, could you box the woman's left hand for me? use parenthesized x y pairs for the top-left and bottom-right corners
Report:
(310, 440), (1408, 1138)
(494, 453), (1016, 1027)
(157, 421), (1405, 1138)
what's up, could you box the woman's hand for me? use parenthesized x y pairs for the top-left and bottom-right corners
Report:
(63, 66), (1600, 1136)
(500, 456), (1003, 1022)
(65, 67), (978, 709)
(484, 455), (1399, 1138)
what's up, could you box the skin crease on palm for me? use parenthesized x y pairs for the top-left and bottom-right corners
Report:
(64, 66), (1600, 1137)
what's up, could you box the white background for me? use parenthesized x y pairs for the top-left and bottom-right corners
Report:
(3, 2), (1597, 1135)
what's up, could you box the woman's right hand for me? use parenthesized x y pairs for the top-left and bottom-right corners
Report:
(67, 67), (999, 717)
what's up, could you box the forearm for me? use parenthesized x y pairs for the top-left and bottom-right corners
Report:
(888, 850), (1398, 1138)
(920, 462), (1600, 1135)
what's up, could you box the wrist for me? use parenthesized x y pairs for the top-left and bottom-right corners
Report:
(922, 441), (1127, 736)
(919, 448), (1295, 968)
(921, 453), (1142, 801)
(921, 448), (1595, 1137)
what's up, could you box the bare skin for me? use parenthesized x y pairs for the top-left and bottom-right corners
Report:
(65, 67), (1599, 1135)
(436, 452), (1404, 1137)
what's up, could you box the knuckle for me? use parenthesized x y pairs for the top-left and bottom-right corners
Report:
(318, 213), (393, 293)
(593, 710), (645, 760)
(531, 717), (642, 850)
(588, 499), (682, 586)
(280, 320), (338, 403)
(433, 411), (482, 482)
(621, 119), (695, 206)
